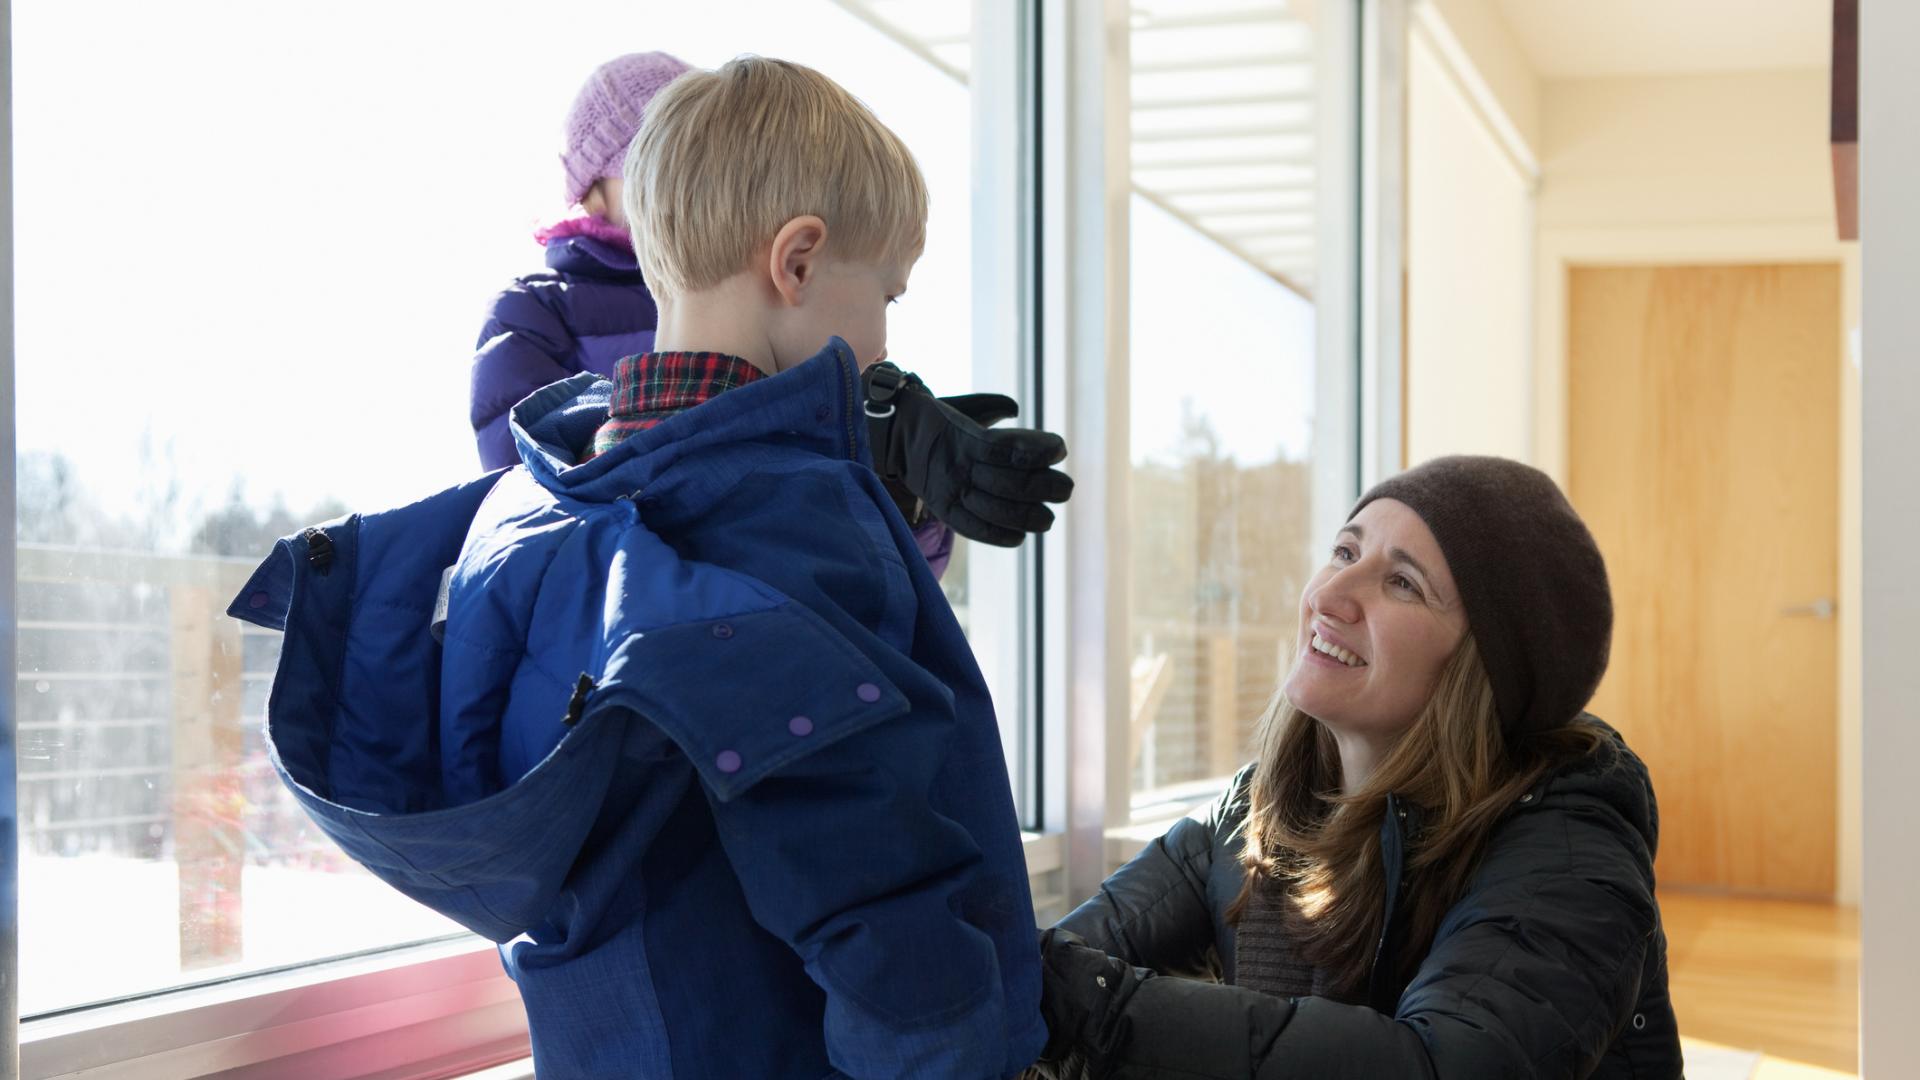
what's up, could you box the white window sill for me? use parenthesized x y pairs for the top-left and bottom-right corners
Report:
(21, 937), (528, 1080)
(458, 1059), (536, 1080)
(1107, 782), (1227, 872)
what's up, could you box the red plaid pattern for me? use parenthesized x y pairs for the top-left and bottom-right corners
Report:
(590, 351), (767, 457)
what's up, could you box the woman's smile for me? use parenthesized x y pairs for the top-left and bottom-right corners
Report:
(1306, 626), (1367, 668)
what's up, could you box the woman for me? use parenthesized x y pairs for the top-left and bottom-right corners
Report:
(1035, 456), (1682, 1079)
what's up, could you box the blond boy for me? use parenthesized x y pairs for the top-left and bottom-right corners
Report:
(241, 56), (1050, 1079)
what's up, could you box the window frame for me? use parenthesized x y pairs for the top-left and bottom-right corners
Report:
(965, 0), (1046, 831)
(1037, 0), (1380, 904)
(2, 0), (19, 1070)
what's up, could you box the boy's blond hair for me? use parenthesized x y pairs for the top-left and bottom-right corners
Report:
(623, 56), (929, 300)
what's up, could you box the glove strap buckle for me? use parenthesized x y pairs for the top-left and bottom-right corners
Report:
(863, 361), (906, 419)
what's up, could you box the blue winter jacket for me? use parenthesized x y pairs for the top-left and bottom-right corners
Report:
(233, 339), (1047, 1078)
(470, 229), (658, 471)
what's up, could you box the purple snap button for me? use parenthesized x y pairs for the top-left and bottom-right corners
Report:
(712, 623), (734, 640)
(856, 682), (882, 703)
(248, 591), (270, 610)
(789, 715), (814, 736)
(715, 750), (743, 774)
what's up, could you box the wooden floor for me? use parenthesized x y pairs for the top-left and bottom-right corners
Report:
(1662, 891), (1859, 1078)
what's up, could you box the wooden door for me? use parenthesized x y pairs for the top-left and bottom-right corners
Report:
(1569, 264), (1840, 897)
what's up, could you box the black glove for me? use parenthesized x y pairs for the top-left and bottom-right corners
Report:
(863, 362), (1074, 547)
(1035, 928), (1138, 1079)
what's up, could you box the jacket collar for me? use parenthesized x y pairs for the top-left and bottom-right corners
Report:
(543, 231), (642, 279)
(507, 336), (870, 521)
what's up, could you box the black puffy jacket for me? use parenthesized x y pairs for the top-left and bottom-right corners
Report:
(1041, 717), (1683, 1079)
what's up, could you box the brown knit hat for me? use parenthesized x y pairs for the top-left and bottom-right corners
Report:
(1349, 455), (1612, 739)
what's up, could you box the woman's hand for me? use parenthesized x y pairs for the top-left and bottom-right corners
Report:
(1034, 928), (1140, 1079)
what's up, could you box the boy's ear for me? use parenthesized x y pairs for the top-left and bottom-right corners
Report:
(768, 215), (829, 306)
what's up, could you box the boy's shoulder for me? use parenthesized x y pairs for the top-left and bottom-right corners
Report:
(681, 449), (906, 578)
(465, 449), (898, 607)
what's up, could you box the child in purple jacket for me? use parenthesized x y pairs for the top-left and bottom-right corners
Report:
(469, 51), (689, 473)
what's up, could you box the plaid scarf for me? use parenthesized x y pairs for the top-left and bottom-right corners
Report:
(590, 351), (767, 457)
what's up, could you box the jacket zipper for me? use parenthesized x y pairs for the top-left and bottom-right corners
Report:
(1369, 795), (1410, 1009)
(842, 354), (860, 461)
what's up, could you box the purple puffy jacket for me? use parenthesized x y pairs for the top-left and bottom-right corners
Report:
(470, 224), (657, 471)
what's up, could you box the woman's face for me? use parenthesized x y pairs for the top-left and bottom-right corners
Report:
(1282, 498), (1471, 742)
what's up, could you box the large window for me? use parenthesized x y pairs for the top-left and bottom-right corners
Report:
(1124, 1), (1325, 812)
(10, 0), (1369, 1073)
(12, 0), (1003, 1048)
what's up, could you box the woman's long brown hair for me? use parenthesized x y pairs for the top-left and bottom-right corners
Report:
(1225, 634), (1603, 997)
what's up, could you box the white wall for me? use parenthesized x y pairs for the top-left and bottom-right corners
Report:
(1860, 0), (1920, 1070)
(1527, 67), (1862, 905)
(1405, 30), (1536, 465)
(1421, 0), (1540, 155)
(1534, 69), (1835, 238)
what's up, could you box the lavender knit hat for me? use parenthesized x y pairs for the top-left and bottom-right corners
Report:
(561, 51), (692, 206)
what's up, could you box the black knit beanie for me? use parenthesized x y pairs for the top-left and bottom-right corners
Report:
(1348, 455), (1612, 739)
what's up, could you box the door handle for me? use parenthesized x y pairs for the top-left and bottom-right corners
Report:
(1780, 598), (1836, 619)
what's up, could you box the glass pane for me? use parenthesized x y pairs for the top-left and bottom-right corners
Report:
(14, 0), (985, 1014)
(1127, 1), (1323, 812)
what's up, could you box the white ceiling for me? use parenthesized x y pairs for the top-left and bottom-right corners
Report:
(1491, 0), (1832, 79)
(837, 0), (1321, 295)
